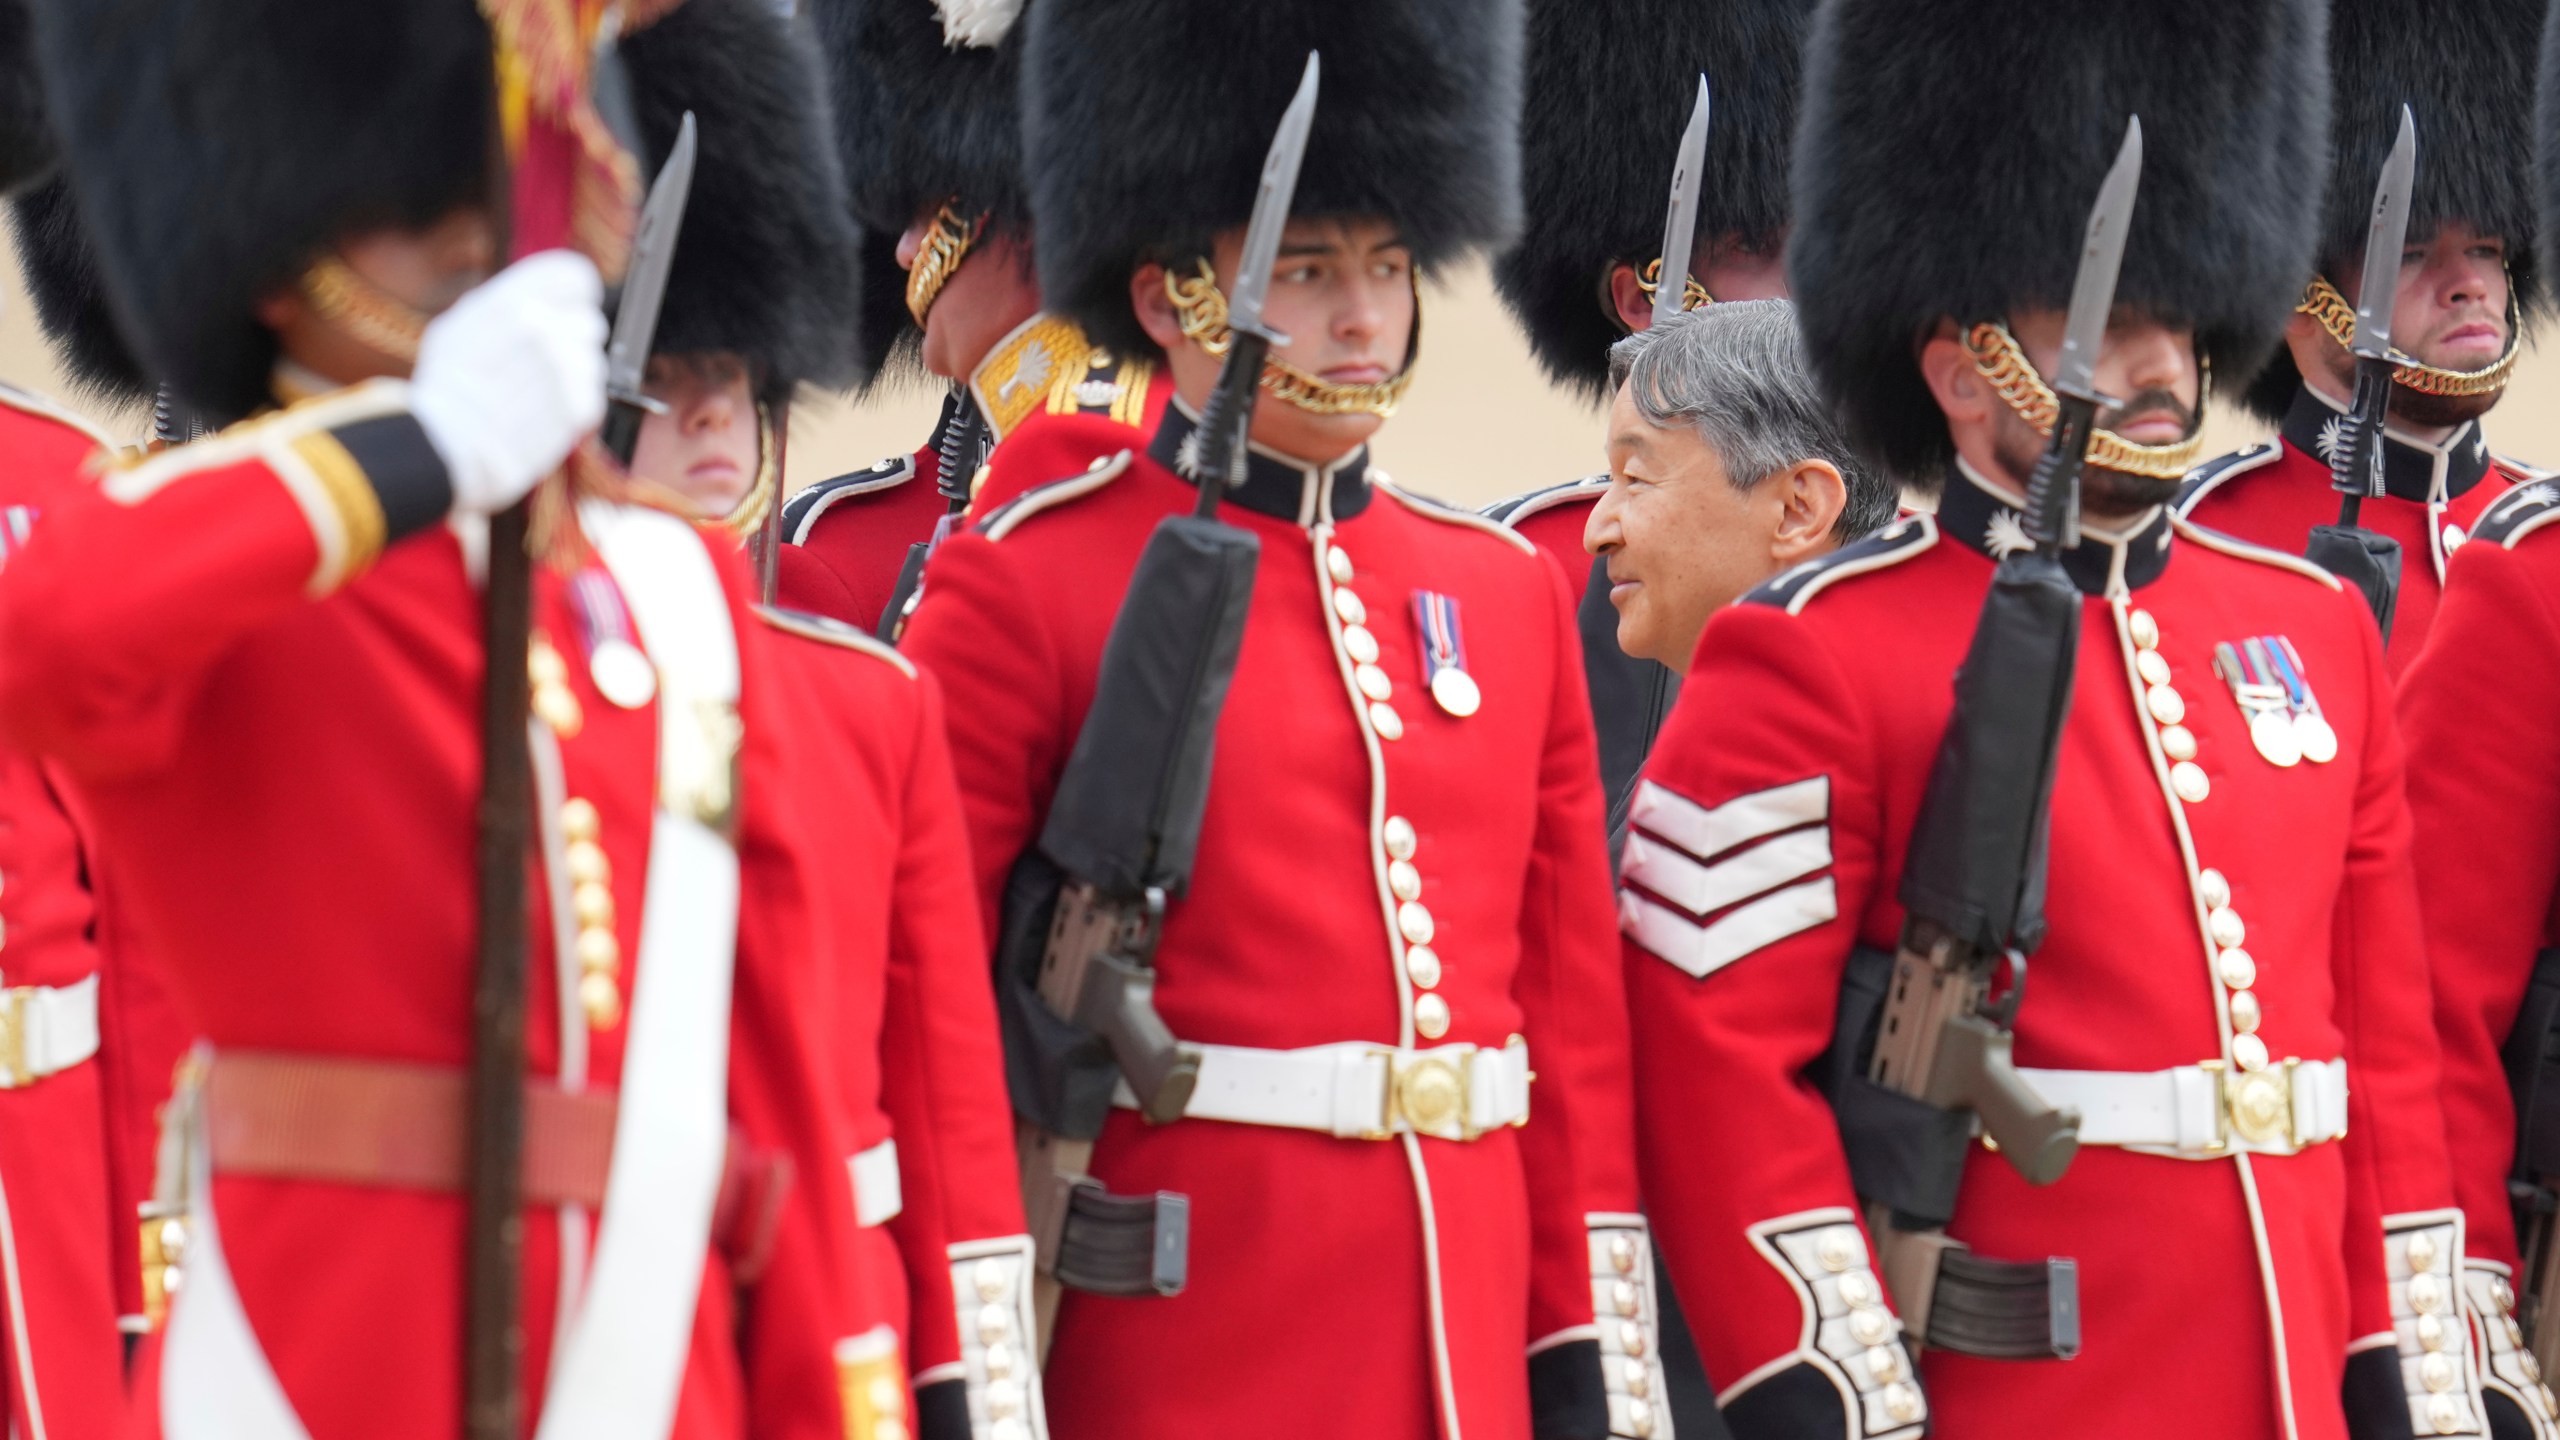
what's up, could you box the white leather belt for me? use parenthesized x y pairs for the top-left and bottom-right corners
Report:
(1113, 1038), (1532, 1142)
(846, 1137), (902, 1228)
(0, 974), (100, 1088)
(2019, 1057), (2348, 1158)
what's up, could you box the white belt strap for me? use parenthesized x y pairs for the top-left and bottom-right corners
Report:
(2019, 1058), (2348, 1158)
(847, 1138), (903, 1228)
(0, 974), (100, 1087)
(1115, 1039), (1532, 1142)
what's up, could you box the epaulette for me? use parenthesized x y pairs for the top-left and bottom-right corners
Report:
(2172, 441), (2281, 518)
(2165, 516), (2342, 590)
(1481, 473), (1607, 527)
(754, 604), (918, 678)
(975, 450), (1134, 541)
(1378, 479), (1536, 555)
(1742, 515), (1937, 614)
(2469, 479), (2560, 550)
(2494, 453), (2559, 485)
(0, 380), (119, 452)
(781, 454), (917, 544)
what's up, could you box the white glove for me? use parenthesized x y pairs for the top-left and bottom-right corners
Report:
(408, 250), (608, 515)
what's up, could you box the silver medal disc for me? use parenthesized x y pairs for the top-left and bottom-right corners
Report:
(2248, 709), (2301, 768)
(590, 639), (659, 709)
(1429, 667), (1481, 719)
(2293, 712), (2339, 765)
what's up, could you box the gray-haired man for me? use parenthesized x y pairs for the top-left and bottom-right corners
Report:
(1587, 300), (1896, 671)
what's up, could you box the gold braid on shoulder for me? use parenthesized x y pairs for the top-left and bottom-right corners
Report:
(1963, 322), (2207, 481)
(2298, 274), (2520, 398)
(1164, 260), (1416, 418)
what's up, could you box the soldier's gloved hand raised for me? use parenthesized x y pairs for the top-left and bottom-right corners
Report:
(408, 250), (609, 515)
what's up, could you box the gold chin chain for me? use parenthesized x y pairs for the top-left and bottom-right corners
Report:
(717, 405), (782, 537)
(301, 256), (427, 364)
(1964, 322), (2208, 481)
(906, 203), (984, 327)
(1163, 260), (1415, 418)
(2298, 274), (2520, 398)
(1631, 256), (1713, 314)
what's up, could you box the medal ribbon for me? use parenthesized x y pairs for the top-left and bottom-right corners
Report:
(569, 566), (638, 664)
(1411, 590), (1466, 687)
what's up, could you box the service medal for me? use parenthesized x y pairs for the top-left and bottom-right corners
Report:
(2248, 709), (2301, 768)
(1411, 590), (1480, 719)
(589, 640), (658, 709)
(570, 567), (658, 709)
(2266, 636), (2336, 766)
(2294, 713), (2340, 765)
(1429, 666), (1482, 719)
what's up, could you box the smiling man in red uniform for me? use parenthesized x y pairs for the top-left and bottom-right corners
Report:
(1481, 0), (1821, 830)
(898, 2), (1649, 1437)
(776, 0), (1167, 636)
(617, 12), (1039, 1434)
(1628, 1), (2488, 1436)
(2178, 0), (2550, 673)
(0, 2), (920, 1437)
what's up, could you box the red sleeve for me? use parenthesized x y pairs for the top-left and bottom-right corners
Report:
(2402, 537), (2560, 1270)
(0, 384), (450, 779)
(1624, 600), (1914, 1410)
(1509, 548), (1640, 1348)
(878, 668), (1028, 1385)
(895, 529), (1073, 942)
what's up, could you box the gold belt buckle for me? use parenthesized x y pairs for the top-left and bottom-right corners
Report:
(0, 988), (29, 1089)
(1390, 1048), (1473, 1141)
(2223, 1062), (2295, 1150)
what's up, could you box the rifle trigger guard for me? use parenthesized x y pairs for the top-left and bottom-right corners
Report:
(1985, 948), (2028, 1030)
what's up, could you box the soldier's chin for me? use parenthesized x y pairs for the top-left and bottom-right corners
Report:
(2080, 465), (2182, 515)
(2390, 384), (2502, 430)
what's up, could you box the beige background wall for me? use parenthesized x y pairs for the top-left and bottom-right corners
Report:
(8, 237), (2552, 509)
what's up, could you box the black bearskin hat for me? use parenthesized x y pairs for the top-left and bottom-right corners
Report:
(1493, 0), (1817, 399)
(8, 176), (147, 403)
(1791, 0), (2328, 480)
(0, 0), (50, 195)
(812, 0), (1028, 382)
(623, 0), (863, 406)
(1024, 0), (1525, 359)
(2248, 0), (2550, 420)
(26, 0), (492, 424)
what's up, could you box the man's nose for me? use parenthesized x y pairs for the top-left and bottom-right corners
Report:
(2111, 325), (2191, 399)
(1586, 485), (1625, 556)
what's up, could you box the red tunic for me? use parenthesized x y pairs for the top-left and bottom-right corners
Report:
(0, 387), (130, 1440)
(780, 314), (1170, 635)
(900, 406), (1643, 1440)
(2178, 383), (2534, 676)
(1633, 462), (2468, 1440)
(2397, 478), (2560, 1430)
(0, 380), (904, 1440)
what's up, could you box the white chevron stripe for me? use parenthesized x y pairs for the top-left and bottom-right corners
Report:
(1621, 878), (1839, 979)
(1631, 776), (1829, 864)
(1624, 826), (1833, 920)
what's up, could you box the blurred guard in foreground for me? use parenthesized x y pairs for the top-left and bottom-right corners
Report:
(900, 0), (1652, 1435)
(2180, 0), (2552, 673)
(0, 0), (916, 1435)
(619, 8), (1039, 1434)
(1630, 0), (2487, 1434)
(777, 0), (1169, 637)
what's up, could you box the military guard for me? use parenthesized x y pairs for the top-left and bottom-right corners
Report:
(0, 13), (151, 1428)
(1482, 0), (1819, 828)
(776, 0), (1168, 636)
(0, 1), (919, 1435)
(1629, 0), (2487, 1435)
(900, 1), (1654, 1436)
(2397, 11), (2560, 1434)
(618, 9), (1041, 1435)
(2178, 0), (2551, 673)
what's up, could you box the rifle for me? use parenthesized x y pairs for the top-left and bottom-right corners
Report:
(2506, 950), (2560, 1369)
(2304, 106), (2416, 639)
(1827, 120), (2148, 1363)
(998, 52), (1322, 1354)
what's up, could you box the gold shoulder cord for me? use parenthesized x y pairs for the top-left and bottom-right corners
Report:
(2298, 274), (2520, 398)
(1963, 322), (2208, 480)
(1163, 259), (1415, 417)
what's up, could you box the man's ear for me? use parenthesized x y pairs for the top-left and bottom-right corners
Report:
(1606, 263), (1651, 335)
(1130, 261), (1186, 353)
(1916, 319), (1989, 429)
(1770, 459), (1848, 563)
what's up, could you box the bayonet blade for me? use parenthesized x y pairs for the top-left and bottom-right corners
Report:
(2052, 117), (2142, 403)
(2353, 106), (2417, 360)
(1226, 52), (1320, 343)
(1651, 75), (1711, 329)
(605, 110), (698, 404)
